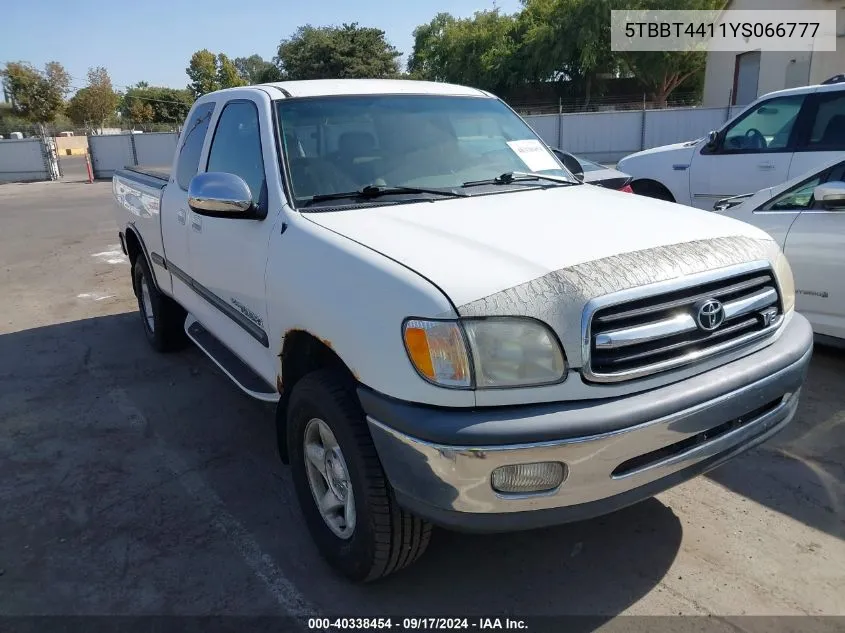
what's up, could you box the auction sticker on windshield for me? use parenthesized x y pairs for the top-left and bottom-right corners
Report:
(507, 139), (560, 172)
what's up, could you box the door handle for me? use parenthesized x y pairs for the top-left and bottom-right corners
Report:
(176, 209), (187, 225)
(757, 162), (775, 170)
(191, 214), (202, 233)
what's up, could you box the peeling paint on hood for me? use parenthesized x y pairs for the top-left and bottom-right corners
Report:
(457, 236), (779, 366)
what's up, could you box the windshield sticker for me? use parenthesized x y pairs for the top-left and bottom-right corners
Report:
(506, 140), (560, 173)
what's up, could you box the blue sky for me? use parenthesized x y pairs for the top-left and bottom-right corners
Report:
(2, 0), (522, 92)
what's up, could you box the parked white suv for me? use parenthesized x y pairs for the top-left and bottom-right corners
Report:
(618, 77), (845, 209)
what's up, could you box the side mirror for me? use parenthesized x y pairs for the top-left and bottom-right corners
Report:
(813, 181), (845, 208)
(554, 149), (584, 182)
(188, 172), (256, 217)
(706, 130), (719, 149)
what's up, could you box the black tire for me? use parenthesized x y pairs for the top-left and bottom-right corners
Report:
(631, 180), (674, 202)
(132, 256), (187, 353)
(287, 369), (432, 582)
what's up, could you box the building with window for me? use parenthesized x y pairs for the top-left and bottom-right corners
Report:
(702, 0), (845, 107)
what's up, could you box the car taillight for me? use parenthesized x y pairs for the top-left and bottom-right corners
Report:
(619, 184), (634, 193)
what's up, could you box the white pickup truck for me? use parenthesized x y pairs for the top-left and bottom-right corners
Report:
(112, 79), (813, 582)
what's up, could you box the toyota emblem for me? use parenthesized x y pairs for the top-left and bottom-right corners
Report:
(694, 299), (725, 331)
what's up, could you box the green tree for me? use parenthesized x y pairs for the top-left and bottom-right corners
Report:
(217, 53), (247, 89)
(234, 54), (279, 84)
(186, 49), (219, 97)
(407, 10), (521, 94)
(122, 83), (193, 127)
(519, 0), (620, 106)
(275, 23), (401, 80)
(407, 13), (456, 81)
(1, 61), (70, 128)
(127, 99), (154, 129)
(615, 0), (723, 106)
(65, 67), (120, 133)
(410, 8), (535, 91)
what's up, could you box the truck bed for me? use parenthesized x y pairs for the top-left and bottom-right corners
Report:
(112, 167), (171, 294)
(120, 165), (171, 190)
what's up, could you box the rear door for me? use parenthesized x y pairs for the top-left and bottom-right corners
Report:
(687, 93), (807, 210)
(782, 161), (845, 341)
(787, 86), (845, 179)
(160, 101), (216, 306)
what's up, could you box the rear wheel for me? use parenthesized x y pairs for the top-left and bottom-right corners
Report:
(631, 180), (675, 202)
(132, 257), (187, 352)
(287, 369), (432, 581)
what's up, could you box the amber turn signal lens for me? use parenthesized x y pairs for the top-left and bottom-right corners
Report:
(402, 320), (471, 388)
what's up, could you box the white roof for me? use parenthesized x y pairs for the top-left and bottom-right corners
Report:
(259, 78), (489, 98)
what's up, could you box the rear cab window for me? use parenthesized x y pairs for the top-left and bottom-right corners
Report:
(175, 103), (216, 190)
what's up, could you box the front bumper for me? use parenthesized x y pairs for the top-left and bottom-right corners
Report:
(361, 313), (813, 532)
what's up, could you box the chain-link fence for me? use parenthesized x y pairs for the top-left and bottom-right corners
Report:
(509, 92), (704, 115)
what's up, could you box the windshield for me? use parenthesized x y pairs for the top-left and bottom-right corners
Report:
(573, 155), (607, 173)
(275, 95), (576, 207)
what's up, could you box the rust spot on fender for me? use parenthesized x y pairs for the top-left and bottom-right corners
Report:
(276, 375), (284, 394)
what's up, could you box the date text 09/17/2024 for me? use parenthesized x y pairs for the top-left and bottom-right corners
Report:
(307, 618), (528, 630)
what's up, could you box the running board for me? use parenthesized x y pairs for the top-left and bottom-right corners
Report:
(184, 315), (279, 403)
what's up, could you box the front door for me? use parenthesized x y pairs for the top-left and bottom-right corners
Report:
(688, 93), (807, 210)
(186, 93), (283, 385)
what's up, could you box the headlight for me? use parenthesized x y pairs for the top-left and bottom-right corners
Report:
(402, 317), (567, 389)
(774, 251), (795, 314)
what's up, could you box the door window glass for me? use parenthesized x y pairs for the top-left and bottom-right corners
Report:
(762, 175), (823, 211)
(723, 95), (805, 152)
(206, 101), (266, 203)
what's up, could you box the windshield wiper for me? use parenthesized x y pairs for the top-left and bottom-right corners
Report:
(305, 184), (467, 205)
(462, 171), (577, 188)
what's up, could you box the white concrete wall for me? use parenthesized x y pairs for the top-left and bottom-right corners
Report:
(525, 105), (740, 163)
(89, 133), (178, 178)
(702, 0), (845, 107)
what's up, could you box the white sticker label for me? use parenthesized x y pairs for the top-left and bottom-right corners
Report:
(506, 140), (560, 173)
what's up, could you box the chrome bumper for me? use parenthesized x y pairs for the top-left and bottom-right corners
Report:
(365, 315), (812, 532)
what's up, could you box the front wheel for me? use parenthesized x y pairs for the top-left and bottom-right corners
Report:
(631, 180), (675, 202)
(287, 370), (432, 581)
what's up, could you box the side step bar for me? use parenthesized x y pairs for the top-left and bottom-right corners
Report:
(184, 315), (279, 403)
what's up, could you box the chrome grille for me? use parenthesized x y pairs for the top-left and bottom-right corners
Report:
(584, 264), (783, 383)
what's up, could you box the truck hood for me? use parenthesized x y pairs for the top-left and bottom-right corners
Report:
(304, 183), (774, 308)
(617, 140), (698, 172)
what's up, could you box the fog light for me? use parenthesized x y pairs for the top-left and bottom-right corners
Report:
(491, 462), (566, 494)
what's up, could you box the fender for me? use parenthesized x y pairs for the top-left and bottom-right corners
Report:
(125, 223), (166, 295)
